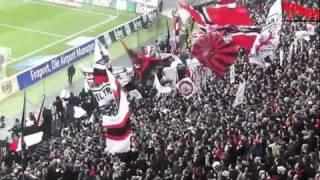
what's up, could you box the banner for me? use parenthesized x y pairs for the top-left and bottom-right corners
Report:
(176, 77), (195, 99)
(16, 40), (95, 89)
(134, 0), (159, 14)
(96, 13), (147, 44)
(91, 83), (113, 107)
(0, 76), (20, 102)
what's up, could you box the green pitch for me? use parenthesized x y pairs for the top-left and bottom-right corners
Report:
(0, 0), (137, 75)
(0, 0), (169, 120)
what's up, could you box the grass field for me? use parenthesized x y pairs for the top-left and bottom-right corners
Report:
(0, 0), (169, 121)
(0, 0), (138, 75)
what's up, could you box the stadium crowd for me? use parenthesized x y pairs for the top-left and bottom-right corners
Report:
(0, 0), (319, 180)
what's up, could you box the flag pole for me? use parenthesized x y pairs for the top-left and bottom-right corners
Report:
(166, 16), (170, 53)
(20, 91), (27, 179)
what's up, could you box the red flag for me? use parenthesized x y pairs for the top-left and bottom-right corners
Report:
(203, 6), (254, 26)
(93, 61), (109, 85)
(121, 41), (162, 80)
(179, 2), (205, 26)
(180, 3), (254, 26)
(206, 25), (258, 53)
(229, 32), (258, 53)
(282, 1), (320, 21)
(192, 31), (239, 77)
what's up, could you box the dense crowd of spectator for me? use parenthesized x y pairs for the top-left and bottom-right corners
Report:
(0, 0), (319, 179)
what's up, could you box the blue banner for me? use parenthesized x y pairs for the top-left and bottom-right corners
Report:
(17, 40), (95, 89)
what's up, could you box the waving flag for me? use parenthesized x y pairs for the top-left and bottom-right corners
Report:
(192, 31), (239, 77)
(179, 2), (206, 26)
(9, 93), (44, 152)
(121, 41), (163, 80)
(282, 1), (320, 21)
(180, 2), (254, 26)
(102, 70), (132, 153)
(233, 80), (246, 107)
(249, 0), (282, 64)
(203, 6), (254, 26)
(153, 74), (172, 95)
(206, 25), (259, 53)
(93, 60), (109, 85)
(94, 40), (110, 63)
(102, 90), (131, 128)
(93, 41), (111, 85)
(9, 132), (44, 152)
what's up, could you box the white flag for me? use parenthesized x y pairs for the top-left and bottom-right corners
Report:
(249, 0), (282, 62)
(73, 106), (87, 119)
(233, 80), (246, 107)
(153, 74), (172, 95)
(279, 48), (284, 67)
(295, 24), (316, 41)
(230, 64), (235, 83)
(288, 42), (293, 63)
(94, 40), (110, 63)
(15, 132), (44, 152)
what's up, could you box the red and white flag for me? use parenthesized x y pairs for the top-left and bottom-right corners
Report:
(102, 90), (131, 128)
(179, 2), (206, 26)
(101, 68), (132, 153)
(249, 0), (282, 63)
(105, 131), (131, 153)
(92, 40), (112, 85)
(9, 132), (44, 152)
(180, 2), (254, 27)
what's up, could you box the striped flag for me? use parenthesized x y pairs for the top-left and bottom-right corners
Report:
(102, 68), (132, 153)
(9, 93), (44, 152)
